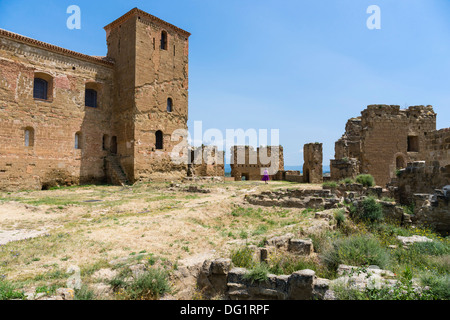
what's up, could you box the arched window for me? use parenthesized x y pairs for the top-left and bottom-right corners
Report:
(155, 130), (163, 150)
(33, 72), (53, 101)
(33, 78), (48, 100)
(396, 155), (406, 169)
(24, 127), (34, 147)
(167, 98), (173, 112)
(85, 89), (98, 108)
(75, 132), (82, 150)
(160, 31), (168, 50)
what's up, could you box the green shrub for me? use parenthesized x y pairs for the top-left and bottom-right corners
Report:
(339, 178), (354, 185)
(0, 279), (25, 300)
(267, 254), (331, 278)
(110, 268), (171, 300)
(410, 241), (450, 256)
(231, 246), (256, 269)
(74, 285), (95, 300)
(321, 234), (391, 271)
(323, 181), (338, 189)
(420, 273), (450, 300)
(128, 268), (171, 299)
(334, 209), (346, 228)
(331, 281), (368, 300)
(355, 174), (375, 187)
(365, 267), (436, 300)
(243, 263), (270, 284)
(355, 197), (383, 223)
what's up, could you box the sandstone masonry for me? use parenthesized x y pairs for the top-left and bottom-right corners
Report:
(0, 8), (191, 191)
(330, 105), (449, 187)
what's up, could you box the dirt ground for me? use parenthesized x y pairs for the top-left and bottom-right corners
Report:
(0, 180), (327, 299)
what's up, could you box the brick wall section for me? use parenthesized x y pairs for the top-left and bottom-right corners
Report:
(188, 146), (225, 177)
(104, 9), (190, 182)
(360, 105), (436, 187)
(396, 161), (450, 205)
(303, 143), (323, 183)
(0, 34), (114, 191)
(230, 146), (284, 181)
(0, 8), (191, 190)
(330, 105), (438, 187)
(330, 158), (359, 181)
(425, 128), (450, 167)
(334, 117), (362, 160)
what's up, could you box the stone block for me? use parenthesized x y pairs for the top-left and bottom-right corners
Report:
(287, 239), (313, 255)
(287, 269), (316, 300)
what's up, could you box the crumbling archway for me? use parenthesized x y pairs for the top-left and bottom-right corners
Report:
(396, 155), (406, 169)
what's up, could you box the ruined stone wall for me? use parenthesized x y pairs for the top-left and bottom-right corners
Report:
(360, 105), (436, 187)
(284, 171), (303, 183)
(425, 128), (450, 167)
(188, 145), (225, 177)
(330, 158), (360, 182)
(230, 146), (284, 181)
(334, 117), (362, 160)
(412, 193), (450, 236)
(0, 32), (114, 191)
(331, 105), (437, 187)
(395, 161), (450, 205)
(303, 143), (323, 183)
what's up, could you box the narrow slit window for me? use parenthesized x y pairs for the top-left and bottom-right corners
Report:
(167, 98), (173, 113)
(75, 132), (82, 150)
(24, 128), (34, 147)
(155, 130), (163, 150)
(160, 31), (168, 50)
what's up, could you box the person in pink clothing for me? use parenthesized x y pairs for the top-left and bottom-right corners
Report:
(262, 169), (270, 184)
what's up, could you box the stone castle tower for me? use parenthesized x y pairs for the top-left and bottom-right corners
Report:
(0, 8), (190, 191)
(104, 8), (191, 183)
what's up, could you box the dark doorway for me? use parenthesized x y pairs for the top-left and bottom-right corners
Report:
(111, 136), (117, 154)
(304, 169), (310, 183)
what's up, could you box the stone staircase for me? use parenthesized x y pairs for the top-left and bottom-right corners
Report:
(105, 155), (129, 186)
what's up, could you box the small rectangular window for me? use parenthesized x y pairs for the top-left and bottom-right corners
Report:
(407, 136), (419, 152)
(33, 78), (48, 100)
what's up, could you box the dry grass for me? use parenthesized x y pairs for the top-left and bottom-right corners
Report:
(0, 180), (324, 297)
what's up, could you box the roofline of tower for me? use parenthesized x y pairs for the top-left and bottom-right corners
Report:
(0, 28), (115, 67)
(104, 7), (191, 38)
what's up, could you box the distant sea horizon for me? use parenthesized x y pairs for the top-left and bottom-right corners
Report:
(224, 164), (331, 174)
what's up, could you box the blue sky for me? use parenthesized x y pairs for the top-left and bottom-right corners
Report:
(1, 0), (449, 166)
